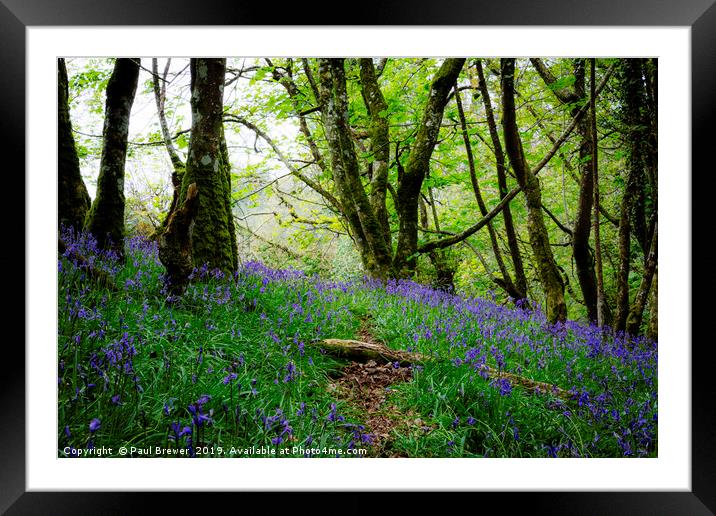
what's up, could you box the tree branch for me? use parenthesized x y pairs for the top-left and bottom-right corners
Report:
(542, 204), (573, 236)
(417, 61), (617, 254)
(223, 114), (342, 213)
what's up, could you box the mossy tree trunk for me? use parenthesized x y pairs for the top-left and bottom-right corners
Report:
(158, 183), (199, 297)
(151, 58), (186, 239)
(179, 58), (237, 274)
(615, 58), (648, 332)
(359, 58), (392, 251)
(626, 223), (657, 336)
(455, 75), (520, 300)
(646, 270), (658, 341)
(392, 58), (465, 277)
(58, 58), (91, 232)
(532, 58), (598, 322)
(318, 58), (394, 279)
(501, 58), (567, 324)
(590, 58), (612, 327)
(84, 58), (140, 257)
(572, 60), (600, 323)
(474, 59), (528, 300)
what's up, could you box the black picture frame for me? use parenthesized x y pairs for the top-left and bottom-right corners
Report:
(5, 1), (712, 513)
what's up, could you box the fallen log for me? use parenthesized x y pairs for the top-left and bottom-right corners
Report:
(480, 367), (573, 401)
(311, 338), (572, 402)
(315, 339), (428, 367)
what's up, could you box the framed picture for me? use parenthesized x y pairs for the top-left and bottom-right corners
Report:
(8, 0), (712, 513)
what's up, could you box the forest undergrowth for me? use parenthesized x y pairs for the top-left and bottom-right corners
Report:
(58, 228), (657, 458)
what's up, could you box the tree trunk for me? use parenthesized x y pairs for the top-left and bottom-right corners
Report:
(455, 79), (520, 300)
(58, 58), (91, 232)
(318, 58), (393, 279)
(158, 183), (199, 296)
(84, 58), (140, 256)
(615, 189), (633, 332)
(615, 58), (647, 332)
(501, 58), (566, 324)
(626, 223), (657, 335)
(474, 59), (528, 300)
(590, 59), (611, 327)
(572, 60), (600, 323)
(151, 58), (186, 239)
(623, 59), (649, 257)
(393, 58), (465, 277)
(359, 58), (392, 250)
(647, 270), (658, 341)
(643, 59), (658, 252)
(179, 58), (236, 274)
(532, 58), (598, 322)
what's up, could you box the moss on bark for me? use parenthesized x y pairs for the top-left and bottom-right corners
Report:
(179, 58), (236, 274)
(319, 59), (393, 280)
(84, 58), (140, 257)
(158, 183), (199, 296)
(501, 59), (566, 324)
(393, 58), (465, 277)
(58, 58), (91, 232)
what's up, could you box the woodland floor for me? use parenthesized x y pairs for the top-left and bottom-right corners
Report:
(327, 318), (434, 457)
(327, 316), (582, 456)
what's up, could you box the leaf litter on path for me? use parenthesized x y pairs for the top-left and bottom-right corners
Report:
(326, 322), (436, 457)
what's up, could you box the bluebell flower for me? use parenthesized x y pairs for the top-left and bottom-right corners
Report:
(327, 403), (338, 422)
(223, 372), (238, 385)
(492, 378), (512, 397)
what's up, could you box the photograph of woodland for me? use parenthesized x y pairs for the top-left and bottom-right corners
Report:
(58, 57), (657, 458)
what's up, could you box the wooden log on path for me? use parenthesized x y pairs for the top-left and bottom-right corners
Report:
(311, 338), (573, 402)
(316, 339), (428, 367)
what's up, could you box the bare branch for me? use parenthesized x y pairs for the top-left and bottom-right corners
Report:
(223, 114), (342, 212)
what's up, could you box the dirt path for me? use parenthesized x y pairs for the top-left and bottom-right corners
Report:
(327, 323), (433, 457)
(324, 317), (572, 457)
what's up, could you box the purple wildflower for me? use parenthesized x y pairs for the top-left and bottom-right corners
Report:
(223, 372), (238, 385)
(89, 418), (101, 433)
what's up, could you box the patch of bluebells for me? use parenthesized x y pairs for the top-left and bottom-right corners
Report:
(491, 378), (513, 397)
(341, 423), (374, 451)
(258, 407), (293, 446)
(358, 271), (656, 457)
(58, 228), (657, 458)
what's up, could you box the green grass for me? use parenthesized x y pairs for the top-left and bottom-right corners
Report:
(58, 233), (657, 458)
